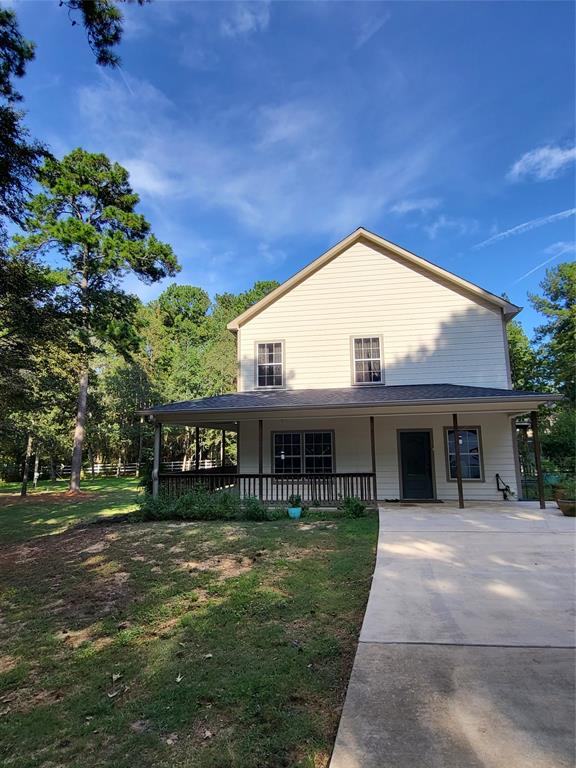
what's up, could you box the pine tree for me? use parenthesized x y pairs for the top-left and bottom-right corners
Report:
(12, 149), (179, 491)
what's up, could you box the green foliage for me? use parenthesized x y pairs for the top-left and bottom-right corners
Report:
(61, 0), (147, 67)
(0, 8), (46, 233)
(506, 319), (540, 390)
(243, 496), (269, 521)
(288, 493), (302, 507)
(0, 253), (69, 411)
(541, 407), (576, 474)
(558, 476), (576, 500)
(139, 490), (272, 522)
(338, 496), (368, 518)
(0, 1), (148, 233)
(13, 149), (179, 356)
(11, 148), (179, 487)
(530, 262), (576, 403)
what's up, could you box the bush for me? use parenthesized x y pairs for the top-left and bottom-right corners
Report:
(138, 494), (173, 521)
(288, 494), (302, 507)
(172, 486), (217, 520)
(243, 496), (269, 521)
(213, 489), (242, 519)
(338, 496), (367, 518)
(139, 488), (273, 521)
(558, 477), (576, 500)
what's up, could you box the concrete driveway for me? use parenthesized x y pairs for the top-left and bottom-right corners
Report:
(330, 503), (576, 768)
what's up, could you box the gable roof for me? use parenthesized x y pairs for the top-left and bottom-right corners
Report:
(227, 227), (521, 331)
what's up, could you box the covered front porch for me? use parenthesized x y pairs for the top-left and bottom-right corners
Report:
(140, 384), (557, 509)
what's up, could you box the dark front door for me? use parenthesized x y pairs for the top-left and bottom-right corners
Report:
(399, 431), (434, 500)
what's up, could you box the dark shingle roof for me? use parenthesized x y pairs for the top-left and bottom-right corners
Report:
(141, 384), (557, 415)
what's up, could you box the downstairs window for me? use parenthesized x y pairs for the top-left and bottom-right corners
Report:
(273, 431), (334, 474)
(445, 427), (484, 481)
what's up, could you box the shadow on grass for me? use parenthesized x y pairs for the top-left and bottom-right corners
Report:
(0, 478), (142, 544)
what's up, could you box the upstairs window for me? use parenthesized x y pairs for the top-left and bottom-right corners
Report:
(353, 337), (382, 384)
(257, 342), (283, 388)
(273, 431), (334, 474)
(445, 427), (484, 481)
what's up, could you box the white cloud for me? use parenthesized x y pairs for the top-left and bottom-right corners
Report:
(258, 242), (287, 265)
(391, 197), (441, 215)
(354, 13), (391, 50)
(543, 241), (576, 256)
(220, 2), (270, 38)
(507, 144), (576, 182)
(473, 209), (576, 249)
(123, 158), (176, 197)
(179, 45), (219, 71)
(424, 215), (478, 240)
(258, 103), (322, 147)
(76, 72), (442, 239)
(512, 242), (576, 284)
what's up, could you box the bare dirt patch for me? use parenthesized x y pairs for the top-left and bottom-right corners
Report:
(178, 555), (254, 580)
(0, 491), (103, 509)
(0, 527), (136, 623)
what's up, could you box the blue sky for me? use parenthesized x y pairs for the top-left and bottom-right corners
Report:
(11, 0), (576, 335)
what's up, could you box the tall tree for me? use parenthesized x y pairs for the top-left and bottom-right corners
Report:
(0, 8), (46, 235)
(12, 149), (179, 491)
(530, 262), (576, 403)
(506, 318), (540, 391)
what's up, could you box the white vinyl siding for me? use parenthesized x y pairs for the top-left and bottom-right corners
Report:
(238, 240), (509, 391)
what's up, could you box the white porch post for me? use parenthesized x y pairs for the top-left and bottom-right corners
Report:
(152, 421), (162, 498)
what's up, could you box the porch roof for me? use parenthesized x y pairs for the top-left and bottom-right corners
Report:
(139, 383), (559, 420)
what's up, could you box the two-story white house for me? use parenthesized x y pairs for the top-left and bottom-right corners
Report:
(143, 228), (556, 506)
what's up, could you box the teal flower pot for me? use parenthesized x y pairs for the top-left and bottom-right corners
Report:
(288, 507), (302, 519)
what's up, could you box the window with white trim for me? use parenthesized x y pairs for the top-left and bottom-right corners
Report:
(256, 342), (283, 388)
(273, 431), (334, 474)
(446, 427), (483, 480)
(353, 337), (382, 384)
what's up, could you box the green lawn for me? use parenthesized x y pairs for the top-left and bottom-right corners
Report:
(0, 477), (141, 544)
(0, 479), (377, 767)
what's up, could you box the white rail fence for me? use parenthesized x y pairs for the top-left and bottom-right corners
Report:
(59, 462), (140, 477)
(57, 458), (221, 477)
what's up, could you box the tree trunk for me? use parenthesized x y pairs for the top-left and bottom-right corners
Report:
(70, 366), (89, 493)
(20, 433), (33, 497)
(33, 449), (40, 489)
(137, 419), (143, 476)
(49, 456), (57, 481)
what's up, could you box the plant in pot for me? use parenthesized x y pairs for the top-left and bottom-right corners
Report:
(555, 477), (576, 517)
(288, 494), (302, 519)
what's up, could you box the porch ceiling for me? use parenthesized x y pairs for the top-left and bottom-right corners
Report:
(138, 383), (560, 425)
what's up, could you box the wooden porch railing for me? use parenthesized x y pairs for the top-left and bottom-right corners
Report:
(158, 471), (376, 504)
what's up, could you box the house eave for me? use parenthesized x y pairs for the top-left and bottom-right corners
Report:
(138, 393), (560, 423)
